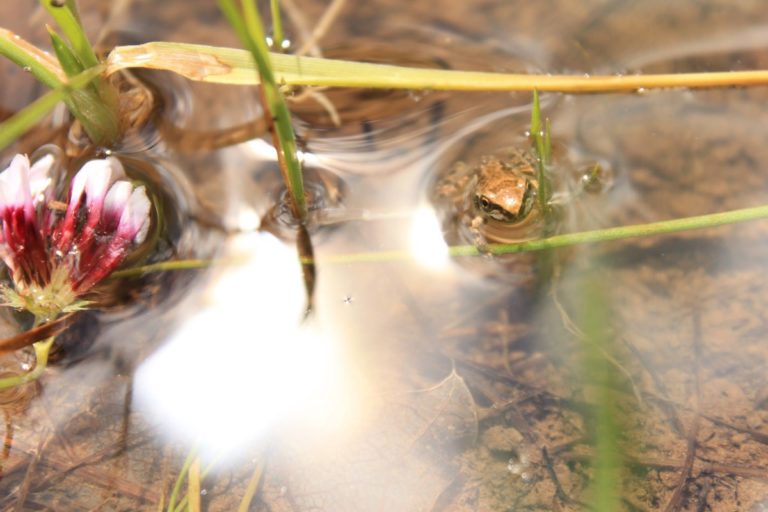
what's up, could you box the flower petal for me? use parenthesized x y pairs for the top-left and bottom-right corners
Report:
(54, 157), (126, 253)
(0, 155), (34, 216)
(118, 185), (151, 244)
(28, 154), (55, 206)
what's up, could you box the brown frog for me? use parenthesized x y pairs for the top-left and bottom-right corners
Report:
(435, 149), (545, 247)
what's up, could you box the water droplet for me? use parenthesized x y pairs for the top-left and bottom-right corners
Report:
(636, 87), (647, 94)
(22, 66), (31, 73)
(280, 39), (291, 50)
(103, 149), (112, 156)
(200, 489), (208, 496)
(520, 471), (534, 483)
(20, 363), (31, 371)
(265, 36), (274, 48)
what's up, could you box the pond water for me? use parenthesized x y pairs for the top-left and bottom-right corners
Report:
(2, 0), (768, 510)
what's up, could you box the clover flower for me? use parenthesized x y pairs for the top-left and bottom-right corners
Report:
(0, 153), (151, 321)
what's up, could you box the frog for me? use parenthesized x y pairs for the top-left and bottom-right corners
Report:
(434, 149), (547, 247)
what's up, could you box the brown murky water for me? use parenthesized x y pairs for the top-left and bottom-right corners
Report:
(2, 1), (768, 510)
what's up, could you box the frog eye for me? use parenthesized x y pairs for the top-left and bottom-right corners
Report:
(477, 196), (492, 212)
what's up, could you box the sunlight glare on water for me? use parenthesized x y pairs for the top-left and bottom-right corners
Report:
(133, 232), (355, 462)
(409, 204), (450, 269)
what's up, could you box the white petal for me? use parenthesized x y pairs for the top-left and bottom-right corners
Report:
(0, 154), (32, 210)
(69, 156), (126, 211)
(103, 181), (133, 221)
(28, 154), (55, 205)
(118, 185), (151, 243)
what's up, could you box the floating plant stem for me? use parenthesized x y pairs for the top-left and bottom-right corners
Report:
(219, 0), (308, 221)
(109, 258), (212, 279)
(296, 203), (768, 264)
(0, 64), (104, 151)
(108, 42), (768, 92)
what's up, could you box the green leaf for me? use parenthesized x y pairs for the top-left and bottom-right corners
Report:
(47, 25), (85, 77)
(40, 0), (99, 68)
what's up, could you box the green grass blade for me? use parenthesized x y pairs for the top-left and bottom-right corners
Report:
(107, 42), (768, 91)
(269, 0), (285, 51)
(219, 0), (307, 220)
(0, 28), (65, 90)
(40, 0), (99, 69)
(0, 64), (104, 151)
(290, 202), (768, 264)
(1, 28), (117, 146)
(47, 26), (85, 77)
(530, 91), (547, 208)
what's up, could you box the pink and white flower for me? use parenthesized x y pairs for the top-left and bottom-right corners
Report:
(0, 153), (151, 319)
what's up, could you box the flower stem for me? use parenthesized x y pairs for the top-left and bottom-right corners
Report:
(0, 336), (55, 390)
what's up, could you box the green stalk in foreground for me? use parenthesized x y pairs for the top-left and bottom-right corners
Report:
(219, 0), (307, 221)
(578, 273), (622, 511)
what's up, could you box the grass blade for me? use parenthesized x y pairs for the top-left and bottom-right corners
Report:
(219, 0), (307, 220)
(269, 0), (285, 51)
(40, 0), (99, 69)
(47, 26), (85, 77)
(0, 64), (104, 151)
(108, 42), (768, 91)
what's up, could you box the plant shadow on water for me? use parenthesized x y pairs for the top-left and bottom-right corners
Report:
(2, 1), (768, 511)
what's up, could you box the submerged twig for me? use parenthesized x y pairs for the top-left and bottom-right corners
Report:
(295, 0), (347, 57)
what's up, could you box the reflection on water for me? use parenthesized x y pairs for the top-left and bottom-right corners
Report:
(134, 232), (354, 462)
(3, 0), (768, 510)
